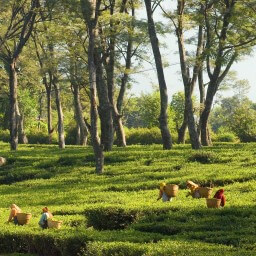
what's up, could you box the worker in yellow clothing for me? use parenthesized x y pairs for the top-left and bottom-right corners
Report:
(7, 204), (21, 225)
(157, 182), (172, 202)
(186, 180), (200, 198)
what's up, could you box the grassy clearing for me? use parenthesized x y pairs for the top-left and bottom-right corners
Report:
(0, 142), (256, 255)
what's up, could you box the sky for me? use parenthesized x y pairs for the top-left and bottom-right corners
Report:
(129, 4), (256, 103)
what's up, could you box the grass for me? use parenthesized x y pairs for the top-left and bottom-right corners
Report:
(0, 141), (256, 255)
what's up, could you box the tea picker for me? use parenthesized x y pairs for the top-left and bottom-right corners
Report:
(157, 182), (179, 202)
(186, 180), (213, 198)
(0, 157), (6, 166)
(213, 189), (226, 207)
(7, 204), (21, 225)
(186, 180), (200, 198)
(39, 207), (53, 229)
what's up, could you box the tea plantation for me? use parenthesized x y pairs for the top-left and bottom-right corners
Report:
(0, 142), (255, 256)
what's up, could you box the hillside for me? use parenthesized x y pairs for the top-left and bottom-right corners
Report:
(0, 142), (255, 255)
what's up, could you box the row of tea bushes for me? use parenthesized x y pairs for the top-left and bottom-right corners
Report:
(0, 128), (239, 146)
(0, 231), (251, 256)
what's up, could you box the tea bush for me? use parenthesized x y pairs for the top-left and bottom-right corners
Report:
(85, 207), (140, 230)
(125, 127), (163, 145)
(216, 132), (239, 142)
(26, 130), (58, 145)
(0, 129), (10, 143)
(188, 151), (219, 164)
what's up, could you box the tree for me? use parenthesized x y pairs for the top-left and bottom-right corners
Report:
(81, 0), (104, 173)
(0, 0), (40, 150)
(161, 0), (203, 148)
(144, 0), (172, 149)
(199, 0), (256, 146)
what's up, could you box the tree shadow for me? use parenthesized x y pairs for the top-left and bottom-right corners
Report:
(133, 205), (256, 251)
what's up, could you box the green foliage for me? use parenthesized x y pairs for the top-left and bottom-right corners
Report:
(26, 129), (58, 145)
(83, 241), (147, 256)
(124, 91), (175, 130)
(125, 127), (162, 145)
(124, 127), (179, 145)
(85, 207), (139, 230)
(170, 91), (185, 130)
(65, 126), (78, 145)
(138, 91), (162, 128)
(210, 96), (256, 142)
(188, 151), (219, 164)
(216, 131), (239, 143)
(83, 240), (251, 256)
(0, 129), (9, 142)
(230, 106), (256, 142)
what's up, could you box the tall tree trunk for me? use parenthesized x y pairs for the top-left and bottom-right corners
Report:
(105, 40), (123, 149)
(175, 1), (202, 149)
(178, 111), (187, 144)
(184, 85), (201, 149)
(94, 48), (114, 151)
(5, 0), (39, 150)
(199, 0), (237, 146)
(200, 82), (215, 146)
(144, 0), (172, 149)
(115, 21), (134, 147)
(38, 91), (43, 131)
(53, 78), (65, 149)
(9, 61), (19, 150)
(18, 111), (28, 144)
(45, 81), (54, 144)
(81, 0), (104, 173)
(89, 47), (104, 172)
(197, 67), (212, 143)
(115, 116), (126, 147)
(73, 84), (88, 146)
(76, 120), (81, 145)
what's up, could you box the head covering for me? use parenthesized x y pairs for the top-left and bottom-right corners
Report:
(42, 207), (49, 213)
(10, 204), (21, 212)
(160, 182), (166, 190)
(214, 189), (224, 199)
(187, 180), (199, 188)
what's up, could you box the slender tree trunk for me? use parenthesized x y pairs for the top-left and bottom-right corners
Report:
(89, 30), (104, 173)
(115, 24), (134, 147)
(38, 91), (43, 131)
(178, 111), (187, 144)
(200, 82), (215, 146)
(198, 69), (205, 110)
(18, 111), (28, 144)
(9, 61), (19, 150)
(184, 85), (201, 149)
(197, 67), (212, 143)
(81, 0), (104, 173)
(73, 84), (88, 146)
(5, 0), (39, 150)
(144, 0), (172, 149)
(115, 116), (126, 147)
(53, 78), (65, 149)
(45, 82), (54, 144)
(94, 48), (114, 151)
(199, 1), (237, 146)
(175, 1), (202, 149)
(76, 120), (81, 145)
